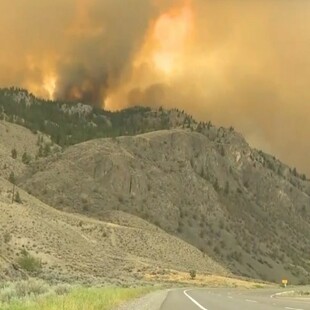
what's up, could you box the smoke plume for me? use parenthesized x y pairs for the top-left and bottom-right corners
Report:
(1, 0), (310, 174)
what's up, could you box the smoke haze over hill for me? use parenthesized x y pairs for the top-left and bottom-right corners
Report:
(0, 0), (310, 173)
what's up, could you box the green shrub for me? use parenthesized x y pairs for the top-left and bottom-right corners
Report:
(189, 270), (196, 280)
(17, 251), (42, 273)
(14, 191), (22, 204)
(54, 284), (72, 296)
(0, 279), (50, 303)
(213, 179), (220, 192)
(15, 279), (48, 297)
(0, 286), (15, 303)
(11, 148), (17, 159)
(22, 152), (31, 164)
(9, 172), (15, 184)
(0, 285), (153, 309)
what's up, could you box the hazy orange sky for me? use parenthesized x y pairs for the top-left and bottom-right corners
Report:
(1, 0), (310, 174)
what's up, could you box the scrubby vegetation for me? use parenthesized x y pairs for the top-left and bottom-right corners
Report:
(17, 250), (42, 273)
(0, 279), (154, 310)
(189, 270), (196, 280)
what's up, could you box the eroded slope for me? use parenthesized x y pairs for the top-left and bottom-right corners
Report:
(20, 128), (310, 283)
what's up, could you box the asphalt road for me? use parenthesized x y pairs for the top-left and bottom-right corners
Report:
(160, 288), (310, 310)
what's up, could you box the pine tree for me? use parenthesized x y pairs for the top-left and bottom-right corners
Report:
(22, 151), (30, 164)
(15, 191), (22, 204)
(9, 172), (15, 184)
(213, 179), (220, 192)
(11, 148), (17, 159)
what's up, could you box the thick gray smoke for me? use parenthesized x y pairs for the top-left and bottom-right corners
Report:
(53, 0), (160, 106)
(1, 0), (310, 174)
(0, 0), (156, 106)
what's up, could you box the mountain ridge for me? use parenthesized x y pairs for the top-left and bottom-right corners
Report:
(0, 88), (309, 285)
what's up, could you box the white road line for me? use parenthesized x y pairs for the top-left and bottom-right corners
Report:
(184, 290), (209, 310)
(271, 291), (295, 298)
(245, 299), (258, 303)
(285, 307), (304, 310)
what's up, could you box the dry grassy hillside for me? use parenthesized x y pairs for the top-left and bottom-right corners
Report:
(0, 120), (59, 180)
(0, 121), (38, 179)
(19, 128), (310, 284)
(0, 176), (226, 284)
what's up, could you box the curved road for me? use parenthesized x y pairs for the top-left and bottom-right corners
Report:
(160, 288), (310, 310)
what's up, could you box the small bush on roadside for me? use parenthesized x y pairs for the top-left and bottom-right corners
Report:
(189, 269), (196, 280)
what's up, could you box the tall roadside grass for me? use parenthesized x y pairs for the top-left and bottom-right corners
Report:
(0, 279), (155, 310)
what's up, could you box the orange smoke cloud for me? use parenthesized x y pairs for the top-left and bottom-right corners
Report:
(151, 1), (193, 74)
(1, 0), (310, 175)
(105, 0), (194, 109)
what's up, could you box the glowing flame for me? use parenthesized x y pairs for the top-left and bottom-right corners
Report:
(43, 75), (57, 100)
(133, 1), (193, 77)
(22, 0), (194, 108)
(151, 3), (193, 75)
(105, 1), (194, 110)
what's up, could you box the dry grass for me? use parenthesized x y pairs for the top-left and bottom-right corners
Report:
(0, 172), (227, 283)
(0, 120), (47, 180)
(144, 269), (273, 289)
(0, 279), (154, 310)
(280, 289), (310, 298)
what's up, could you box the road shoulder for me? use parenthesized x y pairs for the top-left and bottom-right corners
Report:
(115, 289), (170, 310)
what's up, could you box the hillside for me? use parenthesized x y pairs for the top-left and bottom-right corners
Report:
(1, 89), (309, 285)
(0, 175), (226, 284)
(0, 118), (226, 285)
(19, 128), (310, 284)
(0, 120), (60, 181)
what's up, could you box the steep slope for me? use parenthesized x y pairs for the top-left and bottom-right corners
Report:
(0, 176), (226, 283)
(20, 128), (310, 284)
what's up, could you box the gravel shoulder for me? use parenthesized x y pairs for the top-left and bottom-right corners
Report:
(115, 289), (170, 310)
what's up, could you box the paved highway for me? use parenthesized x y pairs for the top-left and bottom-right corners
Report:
(160, 288), (310, 310)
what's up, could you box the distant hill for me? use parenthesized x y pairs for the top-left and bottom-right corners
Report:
(1, 88), (309, 285)
(0, 88), (196, 147)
